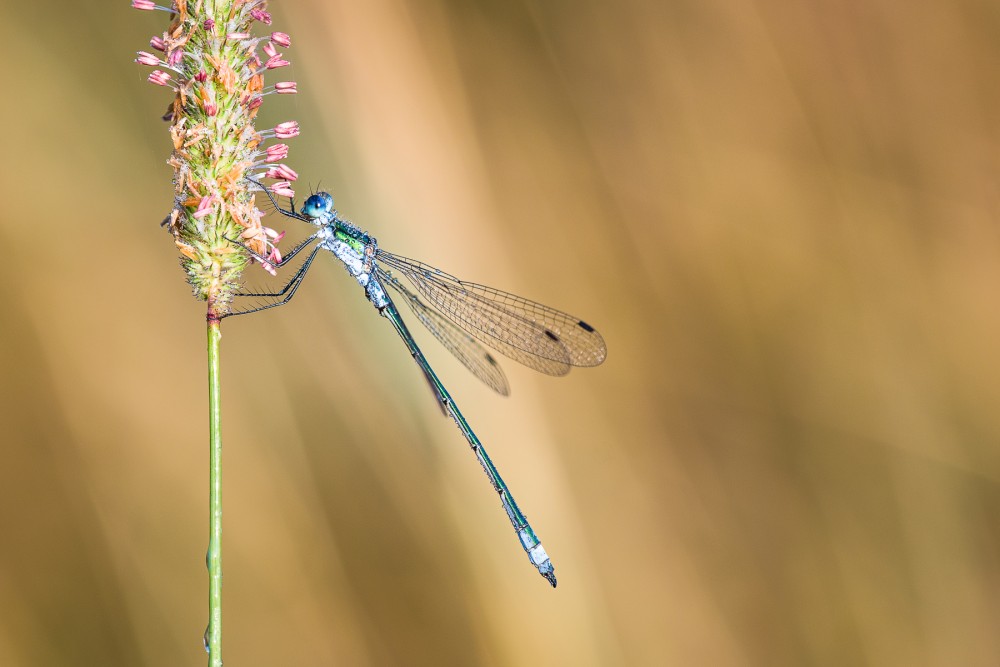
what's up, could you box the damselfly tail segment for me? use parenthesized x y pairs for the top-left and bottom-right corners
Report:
(382, 298), (557, 586)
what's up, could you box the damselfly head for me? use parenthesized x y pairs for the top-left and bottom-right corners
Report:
(301, 192), (334, 220)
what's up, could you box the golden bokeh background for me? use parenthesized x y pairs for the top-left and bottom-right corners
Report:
(1, 0), (999, 664)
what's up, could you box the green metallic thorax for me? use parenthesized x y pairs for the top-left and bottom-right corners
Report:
(333, 221), (371, 254)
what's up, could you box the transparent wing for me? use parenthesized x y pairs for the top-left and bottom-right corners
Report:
(376, 251), (606, 374)
(378, 268), (512, 396)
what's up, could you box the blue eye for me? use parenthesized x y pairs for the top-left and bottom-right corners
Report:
(301, 192), (334, 219)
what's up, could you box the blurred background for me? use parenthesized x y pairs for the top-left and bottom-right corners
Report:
(1, 0), (999, 664)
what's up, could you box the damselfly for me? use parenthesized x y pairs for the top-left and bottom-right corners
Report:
(225, 182), (607, 586)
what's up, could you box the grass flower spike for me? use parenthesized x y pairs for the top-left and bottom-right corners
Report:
(133, 2), (298, 665)
(135, 0), (298, 315)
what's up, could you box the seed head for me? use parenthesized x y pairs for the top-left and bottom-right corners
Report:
(133, 0), (300, 312)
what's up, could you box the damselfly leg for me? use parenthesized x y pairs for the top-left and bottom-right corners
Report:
(224, 244), (322, 318)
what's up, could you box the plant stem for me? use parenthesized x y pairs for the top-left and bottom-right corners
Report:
(206, 310), (223, 667)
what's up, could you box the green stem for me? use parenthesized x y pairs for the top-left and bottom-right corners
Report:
(206, 310), (223, 667)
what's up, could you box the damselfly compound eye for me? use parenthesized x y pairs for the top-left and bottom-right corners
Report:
(302, 192), (334, 219)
